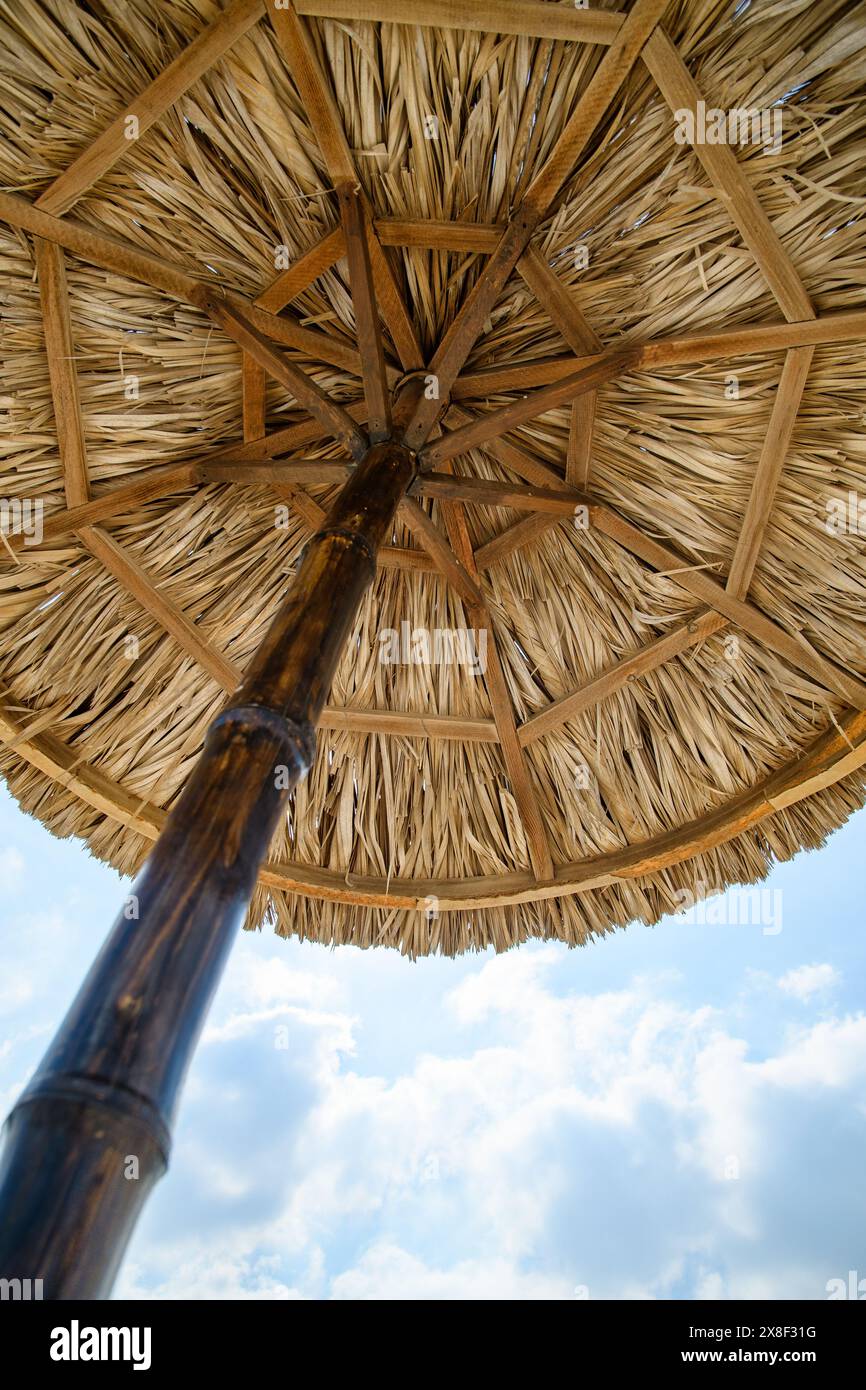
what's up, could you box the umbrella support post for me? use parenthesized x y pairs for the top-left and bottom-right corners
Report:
(0, 439), (416, 1299)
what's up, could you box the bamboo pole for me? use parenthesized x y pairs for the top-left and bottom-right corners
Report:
(0, 440), (416, 1299)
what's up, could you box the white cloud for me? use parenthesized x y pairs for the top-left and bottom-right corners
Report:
(119, 1251), (303, 1301)
(222, 952), (341, 1011)
(758, 1014), (866, 1089)
(330, 1243), (574, 1300)
(0, 846), (24, 887)
(778, 963), (839, 1001)
(113, 947), (866, 1301)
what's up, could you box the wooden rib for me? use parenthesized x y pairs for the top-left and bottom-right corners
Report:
(418, 466), (866, 710)
(453, 309), (866, 398)
(318, 707), (498, 740)
(375, 545), (437, 573)
(222, 291), (363, 372)
(404, 0), (666, 454)
(475, 513), (558, 571)
(81, 528), (240, 690)
(209, 399), (368, 462)
(366, 230), (425, 372)
(421, 349), (636, 467)
(266, 3), (422, 375)
(242, 356), (267, 440)
(417, 474), (578, 514)
(1, 463), (201, 557)
(266, 0), (355, 184)
(473, 615), (554, 880)
(456, 354), (590, 398)
(0, 192), (362, 379)
(256, 227), (346, 313)
(467, 418), (574, 568)
(192, 289), (368, 459)
(517, 245), (603, 355)
(514, 244), (603, 514)
(339, 185), (391, 441)
(2, 191), (197, 297)
(375, 219), (503, 253)
(726, 346), (813, 600)
(402, 218), (536, 451)
(636, 312), (865, 364)
(468, 404), (590, 566)
(592, 507), (866, 711)
(4, 689), (864, 912)
(35, 0), (266, 217)
(519, 612), (727, 745)
(567, 392), (596, 488)
(294, 0), (625, 44)
(521, 0), (670, 217)
(201, 458), (351, 485)
(397, 499), (485, 607)
(242, 228), (350, 403)
(511, 237), (604, 498)
(35, 240), (89, 507)
(432, 468), (554, 880)
(270, 481), (327, 530)
(467, 388), (597, 571)
(444, 405), (570, 490)
(642, 28), (814, 323)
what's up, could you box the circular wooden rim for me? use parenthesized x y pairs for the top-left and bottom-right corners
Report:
(3, 688), (863, 913)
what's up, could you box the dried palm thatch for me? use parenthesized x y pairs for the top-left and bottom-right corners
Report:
(0, 0), (864, 956)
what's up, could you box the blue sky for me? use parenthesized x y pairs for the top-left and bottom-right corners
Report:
(1, 784), (864, 1300)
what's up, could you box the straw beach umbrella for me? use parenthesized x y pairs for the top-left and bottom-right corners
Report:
(0, 0), (864, 1296)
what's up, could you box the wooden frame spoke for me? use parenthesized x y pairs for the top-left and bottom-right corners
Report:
(401, 0), (672, 452)
(192, 290), (369, 459)
(726, 348), (813, 600)
(413, 464), (866, 711)
(642, 28), (814, 324)
(338, 186), (391, 442)
(294, 1), (625, 45)
(433, 466), (555, 880)
(420, 349), (636, 468)
(35, 0), (267, 217)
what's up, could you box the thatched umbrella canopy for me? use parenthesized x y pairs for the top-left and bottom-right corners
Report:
(1, 0), (865, 960)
